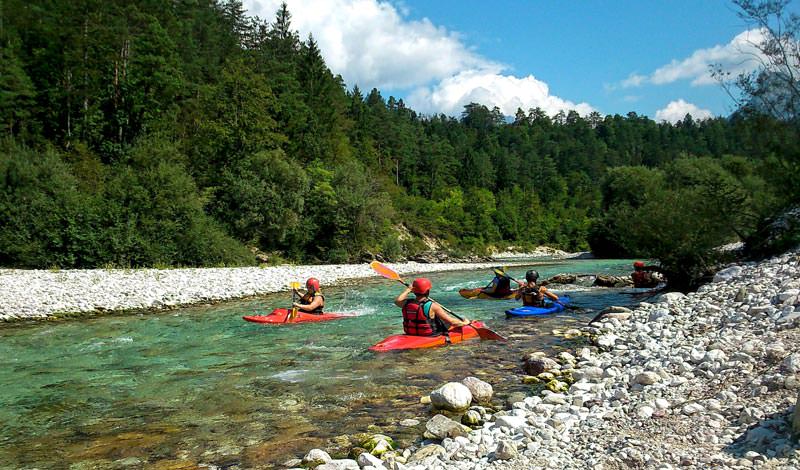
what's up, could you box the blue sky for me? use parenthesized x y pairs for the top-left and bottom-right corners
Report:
(244, 0), (776, 121)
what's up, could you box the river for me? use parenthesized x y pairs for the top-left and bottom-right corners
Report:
(0, 258), (643, 469)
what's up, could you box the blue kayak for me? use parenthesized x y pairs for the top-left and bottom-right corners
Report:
(505, 296), (570, 317)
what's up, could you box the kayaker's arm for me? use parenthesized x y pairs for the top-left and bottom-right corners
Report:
(394, 286), (413, 307)
(431, 302), (469, 327)
(542, 287), (559, 301)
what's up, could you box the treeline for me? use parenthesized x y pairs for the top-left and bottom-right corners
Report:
(1, 1), (797, 270)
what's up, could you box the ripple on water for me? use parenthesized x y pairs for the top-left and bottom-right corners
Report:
(270, 369), (309, 383)
(0, 259), (636, 469)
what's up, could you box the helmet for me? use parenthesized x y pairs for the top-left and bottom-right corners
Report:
(306, 277), (320, 291)
(411, 278), (432, 295)
(525, 270), (539, 282)
(633, 261), (645, 269)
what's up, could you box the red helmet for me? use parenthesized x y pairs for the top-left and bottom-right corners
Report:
(306, 277), (320, 291)
(411, 278), (432, 295)
(633, 261), (645, 268)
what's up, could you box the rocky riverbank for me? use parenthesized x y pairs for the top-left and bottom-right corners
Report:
(0, 259), (549, 322)
(292, 250), (800, 470)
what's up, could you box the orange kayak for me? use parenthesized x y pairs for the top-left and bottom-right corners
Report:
(243, 308), (351, 324)
(369, 321), (487, 352)
(458, 288), (516, 300)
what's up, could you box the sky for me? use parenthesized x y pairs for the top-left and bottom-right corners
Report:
(242, 0), (776, 122)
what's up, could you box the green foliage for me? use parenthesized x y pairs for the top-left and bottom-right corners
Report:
(0, 1), (796, 269)
(211, 149), (309, 248)
(590, 157), (780, 290)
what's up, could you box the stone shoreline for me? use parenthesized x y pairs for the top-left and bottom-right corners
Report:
(0, 257), (563, 323)
(293, 250), (800, 470)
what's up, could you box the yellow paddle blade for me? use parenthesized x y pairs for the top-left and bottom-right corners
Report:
(492, 267), (507, 277)
(289, 281), (301, 289)
(370, 260), (401, 281)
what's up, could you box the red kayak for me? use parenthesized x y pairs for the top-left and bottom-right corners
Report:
(243, 308), (351, 324)
(369, 321), (487, 352)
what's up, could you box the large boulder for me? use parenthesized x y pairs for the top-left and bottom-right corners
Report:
(430, 382), (472, 411)
(461, 376), (493, 403)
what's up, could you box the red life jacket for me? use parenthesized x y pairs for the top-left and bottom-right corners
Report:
(402, 299), (444, 336)
(632, 271), (656, 288)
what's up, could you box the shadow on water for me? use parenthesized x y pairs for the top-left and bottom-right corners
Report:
(0, 259), (640, 468)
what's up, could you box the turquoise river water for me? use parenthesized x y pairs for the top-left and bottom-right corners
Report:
(0, 259), (645, 469)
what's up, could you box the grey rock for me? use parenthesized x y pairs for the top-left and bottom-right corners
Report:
(493, 415), (527, 430)
(658, 292), (685, 303)
(358, 452), (384, 468)
(633, 371), (661, 385)
(793, 391), (800, 438)
(493, 440), (518, 460)
(317, 459), (360, 470)
(713, 266), (743, 283)
(522, 356), (560, 376)
(408, 444), (446, 462)
(781, 353), (800, 373)
(461, 376), (493, 403)
(424, 414), (469, 440)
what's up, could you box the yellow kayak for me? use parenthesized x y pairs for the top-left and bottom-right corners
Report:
(458, 288), (516, 300)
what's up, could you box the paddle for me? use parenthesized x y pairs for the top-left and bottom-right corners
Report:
(369, 261), (507, 342)
(285, 281), (301, 322)
(492, 267), (572, 309)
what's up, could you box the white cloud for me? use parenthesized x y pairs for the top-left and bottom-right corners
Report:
(408, 70), (594, 116)
(655, 99), (713, 123)
(245, 0), (494, 89)
(621, 29), (766, 88)
(243, 0), (591, 116)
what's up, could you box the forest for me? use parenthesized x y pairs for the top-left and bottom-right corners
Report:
(1, 1), (798, 289)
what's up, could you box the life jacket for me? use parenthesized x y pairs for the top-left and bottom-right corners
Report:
(520, 286), (545, 307)
(489, 276), (513, 297)
(299, 291), (325, 313)
(402, 299), (447, 336)
(632, 271), (657, 288)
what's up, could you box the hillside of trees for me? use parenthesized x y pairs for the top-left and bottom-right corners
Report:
(1, 1), (797, 279)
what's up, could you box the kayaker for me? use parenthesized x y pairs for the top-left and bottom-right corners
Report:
(515, 270), (559, 307)
(480, 270), (522, 298)
(293, 277), (325, 313)
(394, 278), (470, 336)
(631, 261), (663, 288)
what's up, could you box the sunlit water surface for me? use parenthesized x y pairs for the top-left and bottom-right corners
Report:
(0, 259), (647, 469)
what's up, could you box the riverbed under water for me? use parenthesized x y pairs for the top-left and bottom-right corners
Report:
(0, 259), (648, 469)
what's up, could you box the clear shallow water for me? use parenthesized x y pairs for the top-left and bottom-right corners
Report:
(0, 259), (641, 469)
